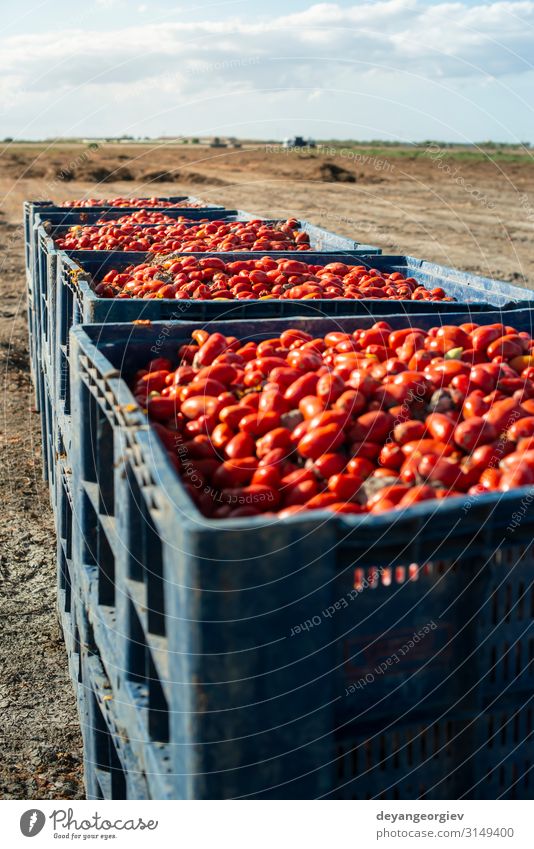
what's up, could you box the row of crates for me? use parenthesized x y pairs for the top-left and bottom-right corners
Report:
(25, 195), (534, 799)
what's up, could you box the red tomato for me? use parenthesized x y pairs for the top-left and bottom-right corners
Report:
(256, 427), (292, 458)
(500, 449), (534, 472)
(283, 479), (319, 507)
(508, 416), (534, 441)
(327, 502), (365, 514)
(327, 474), (363, 501)
(486, 335), (524, 360)
(463, 391), (490, 419)
(397, 485), (437, 507)
(194, 332), (228, 367)
(356, 410), (395, 443)
(212, 457), (258, 488)
(367, 484), (409, 508)
(346, 457), (375, 478)
(484, 399), (526, 432)
(417, 455), (466, 490)
(220, 404), (255, 429)
(334, 390), (366, 416)
(479, 468), (502, 490)
(225, 432), (256, 459)
(258, 389), (289, 415)
(393, 420), (426, 445)
(316, 372), (345, 404)
(311, 453), (346, 479)
(297, 424), (345, 460)
(401, 439), (454, 458)
(425, 412), (455, 443)
(500, 467), (534, 490)
(147, 396), (178, 422)
(238, 411), (281, 436)
(304, 492), (340, 510)
(378, 442), (405, 469)
(471, 325), (505, 352)
(299, 395), (324, 420)
(211, 423), (234, 449)
(284, 373), (320, 404)
(252, 466), (282, 488)
(181, 395), (222, 420)
(287, 349), (322, 371)
(454, 418), (496, 453)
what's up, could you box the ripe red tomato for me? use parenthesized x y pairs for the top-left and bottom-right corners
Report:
(393, 420), (426, 445)
(454, 418), (496, 453)
(297, 424), (345, 460)
(327, 474), (363, 501)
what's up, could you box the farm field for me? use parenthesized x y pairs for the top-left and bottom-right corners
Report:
(1, 140), (534, 798)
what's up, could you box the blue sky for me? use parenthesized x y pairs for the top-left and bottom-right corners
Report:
(2, 1), (534, 142)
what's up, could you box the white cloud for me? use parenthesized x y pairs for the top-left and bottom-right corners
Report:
(2, 1), (534, 139)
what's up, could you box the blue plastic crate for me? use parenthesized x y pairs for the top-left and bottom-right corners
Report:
(55, 499), (87, 790)
(48, 249), (531, 443)
(26, 286), (41, 410)
(55, 466), (150, 800)
(24, 196), (214, 236)
(24, 200), (52, 280)
(468, 697), (534, 800)
(26, 210), (236, 416)
(43, 246), (382, 470)
(70, 558), (534, 801)
(41, 356), (71, 504)
(24, 197), (218, 283)
(24, 197), (227, 320)
(67, 313), (534, 799)
(30, 207), (242, 302)
(331, 698), (534, 800)
(34, 215), (370, 306)
(26, 253), (50, 415)
(52, 247), (380, 403)
(29, 243), (61, 421)
(24, 203), (53, 412)
(62, 249), (534, 323)
(58, 577), (150, 799)
(56, 522), (80, 692)
(34, 221), (375, 419)
(50, 247), (397, 504)
(41, 362), (54, 487)
(34, 207), (245, 227)
(80, 642), (152, 800)
(29, 208), (241, 373)
(24, 195), (230, 409)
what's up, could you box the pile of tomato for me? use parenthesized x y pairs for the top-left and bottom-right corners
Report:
(95, 210), (180, 225)
(54, 218), (311, 253)
(131, 321), (534, 519)
(95, 257), (452, 301)
(60, 196), (207, 208)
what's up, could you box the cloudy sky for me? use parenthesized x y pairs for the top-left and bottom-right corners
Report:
(2, 0), (534, 141)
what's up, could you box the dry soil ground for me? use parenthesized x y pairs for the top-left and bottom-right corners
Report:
(0, 141), (533, 799)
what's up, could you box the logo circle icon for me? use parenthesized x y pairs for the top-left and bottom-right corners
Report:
(20, 810), (46, 837)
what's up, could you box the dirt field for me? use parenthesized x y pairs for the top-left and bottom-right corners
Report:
(1, 141), (533, 800)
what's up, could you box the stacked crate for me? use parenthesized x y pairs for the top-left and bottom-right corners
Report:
(24, 194), (534, 800)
